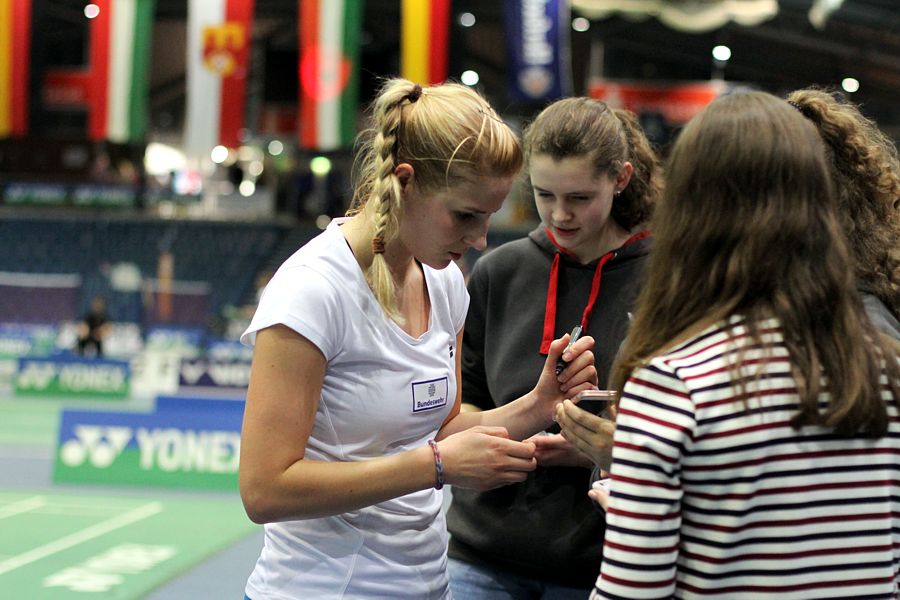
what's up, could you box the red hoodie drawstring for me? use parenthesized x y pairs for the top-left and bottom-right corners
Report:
(539, 229), (650, 354)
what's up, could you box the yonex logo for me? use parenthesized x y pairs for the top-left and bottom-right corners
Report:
(60, 425), (132, 468)
(17, 360), (128, 394)
(17, 361), (56, 389)
(59, 425), (241, 473)
(180, 360), (251, 387)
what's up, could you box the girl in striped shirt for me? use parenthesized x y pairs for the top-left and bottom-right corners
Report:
(568, 91), (900, 599)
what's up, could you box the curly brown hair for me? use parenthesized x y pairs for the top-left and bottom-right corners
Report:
(787, 88), (900, 318)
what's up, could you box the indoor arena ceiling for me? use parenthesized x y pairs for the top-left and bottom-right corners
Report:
(55, 0), (900, 135)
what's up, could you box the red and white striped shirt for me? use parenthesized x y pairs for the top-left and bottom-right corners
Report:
(594, 318), (900, 600)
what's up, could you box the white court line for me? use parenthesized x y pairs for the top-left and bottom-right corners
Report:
(0, 501), (162, 576)
(0, 495), (153, 514)
(0, 496), (46, 520)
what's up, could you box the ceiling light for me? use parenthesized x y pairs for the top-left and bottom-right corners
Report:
(459, 12), (476, 27)
(712, 45), (731, 62)
(841, 77), (859, 93)
(572, 17), (590, 32)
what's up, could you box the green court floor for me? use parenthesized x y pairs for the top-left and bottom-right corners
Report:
(0, 375), (262, 599)
(0, 490), (258, 599)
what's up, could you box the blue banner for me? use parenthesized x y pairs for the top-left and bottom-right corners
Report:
(504, 0), (572, 102)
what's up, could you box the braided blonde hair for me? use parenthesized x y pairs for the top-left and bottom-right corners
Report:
(349, 78), (522, 320)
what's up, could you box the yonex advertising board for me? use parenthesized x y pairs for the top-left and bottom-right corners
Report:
(206, 338), (254, 362)
(0, 323), (58, 358)
(53, 396), (244, 490)
(16, 356), (130, 398)
(144, 325), (206, 356)
(178, 358), (251, 389)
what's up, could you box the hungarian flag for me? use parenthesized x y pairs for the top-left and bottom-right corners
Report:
(401, 0), (450, 85)
(185, 0), (255, 158)
(0, 0), (31, 138)
(298, 0), (364, 151)
(87, 0), (155, 143)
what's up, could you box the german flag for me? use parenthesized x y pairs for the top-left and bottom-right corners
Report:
(0, 0), (31, 138)
(401, 0), (450, 85)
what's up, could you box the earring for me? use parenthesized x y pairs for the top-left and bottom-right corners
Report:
(614, 189), (622, 197)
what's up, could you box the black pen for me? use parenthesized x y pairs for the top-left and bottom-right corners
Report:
(555, 325), (583, 375)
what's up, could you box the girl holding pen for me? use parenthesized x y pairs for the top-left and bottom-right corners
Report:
(447, 96), (662, 598)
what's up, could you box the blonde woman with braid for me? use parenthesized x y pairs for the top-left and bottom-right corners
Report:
(238, 79), (598, 600)
(447, 97), (662, 599)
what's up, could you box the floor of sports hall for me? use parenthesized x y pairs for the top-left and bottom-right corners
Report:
(0, 340), (459, 599)
(0, 351), (265, 599)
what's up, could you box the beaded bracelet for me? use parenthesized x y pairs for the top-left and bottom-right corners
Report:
(427, 439), (444, 490)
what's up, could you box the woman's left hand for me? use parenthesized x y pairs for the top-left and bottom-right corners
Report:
(555, 399), (616, 470)
(588, 478), (610, 511)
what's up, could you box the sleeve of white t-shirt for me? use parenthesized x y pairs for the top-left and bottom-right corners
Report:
(446, 262), (470, 335)
(240, 264), (345, 362)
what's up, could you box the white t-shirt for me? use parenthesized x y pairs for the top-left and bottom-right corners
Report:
(241, 219), (468, 600)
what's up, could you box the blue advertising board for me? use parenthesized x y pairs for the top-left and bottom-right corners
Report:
(54, 395), (245, 490)
(16, 356), (130, 398)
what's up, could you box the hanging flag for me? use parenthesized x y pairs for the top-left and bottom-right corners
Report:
(298, 0), (364, 151)
(0, 0), (31, 138)
(401, 0), (450, 85)
(185, 0), (255, 159)
(504, 0), (572, 103)
(86, 0), (155, 143)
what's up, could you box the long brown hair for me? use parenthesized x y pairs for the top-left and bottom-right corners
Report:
(522, 97), (662, 230)
(786, 88), (900, 318)
(611, 91), (900, 436)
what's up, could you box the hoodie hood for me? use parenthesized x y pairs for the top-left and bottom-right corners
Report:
(529, 226), (651, 354)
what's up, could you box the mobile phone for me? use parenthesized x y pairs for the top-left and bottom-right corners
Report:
(574, 389), (616, 417)
(592, 477), (611, 494)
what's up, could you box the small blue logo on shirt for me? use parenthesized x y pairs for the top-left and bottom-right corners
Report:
(412, 377), (449, 413)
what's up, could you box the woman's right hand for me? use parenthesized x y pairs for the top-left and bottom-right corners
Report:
(437, 426), (537, 490)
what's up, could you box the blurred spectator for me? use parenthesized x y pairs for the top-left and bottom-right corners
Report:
(76, 295), (111, 357)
